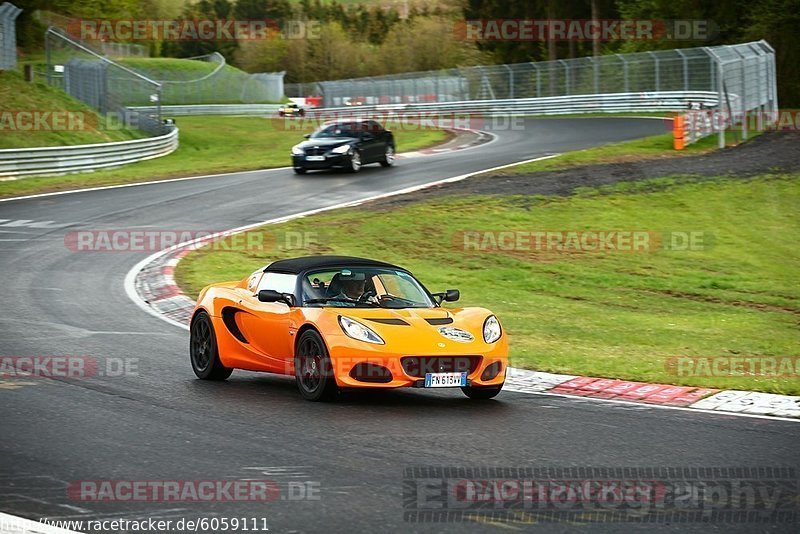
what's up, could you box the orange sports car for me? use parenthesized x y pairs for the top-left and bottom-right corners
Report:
(189, 256), (508, 401)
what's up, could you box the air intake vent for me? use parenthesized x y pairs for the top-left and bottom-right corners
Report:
(365, 318), (409, 326)
(425, 317), (453, 325)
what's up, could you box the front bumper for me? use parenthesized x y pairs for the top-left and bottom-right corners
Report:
(325, 338), (508, 389)
(292, 154), (351, 170)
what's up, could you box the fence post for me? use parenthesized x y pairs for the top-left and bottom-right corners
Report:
(0, 2), (23, 71)
(648, 51), (660, 92)
(675, 49), (689, 91)
(617, 54), (629, 92)
(558, 60), (570, 95)
(504, 64), (514, 100)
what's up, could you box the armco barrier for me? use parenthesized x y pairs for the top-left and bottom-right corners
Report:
(0, 127), (178, 178)
(133, 91), (718, 118)
(129, 104), (282, 116)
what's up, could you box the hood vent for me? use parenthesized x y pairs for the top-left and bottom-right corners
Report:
(365, 317), (409, 326)
(425, 317), (453, 325)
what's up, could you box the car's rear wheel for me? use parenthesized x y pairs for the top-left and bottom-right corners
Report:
(380, 145), (395, 167)
(190, 311), (233, 380)
(294, 167), (307, 174)
(295, 330), (338, 401)
(461, 384), (503, 400)
(348, 150), (362, 173)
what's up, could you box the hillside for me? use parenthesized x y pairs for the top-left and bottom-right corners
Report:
(0, 71), (145, 149)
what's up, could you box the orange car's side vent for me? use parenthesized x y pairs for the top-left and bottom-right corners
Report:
(365, 318), (409, 326)
(425, 317), (453, 325)
(222, 307), (249, 344)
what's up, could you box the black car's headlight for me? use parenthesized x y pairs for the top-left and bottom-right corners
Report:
(291, 145), (304, 155)
(339, 316), (385, 344)
(483, 315), (502, 344)
(331, 144), (352, 155)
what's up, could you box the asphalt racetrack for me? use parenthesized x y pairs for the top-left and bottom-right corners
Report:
(1, 118), (797, 533)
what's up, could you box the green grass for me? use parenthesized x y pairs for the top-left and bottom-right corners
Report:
(0, 71), (144, 148)
(491, 130), (761, 176)
(175, 173), (800, 395)
(0, 115), (449, 198)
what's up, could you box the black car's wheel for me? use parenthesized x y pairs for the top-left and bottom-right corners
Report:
(461, 384), (503, 400)
(190, 311), (233, 380)
(294, 167), (307, 175)
(380, 144), (395, 167)
(294, 330), (338, 401)
(348, 149), (362, 173)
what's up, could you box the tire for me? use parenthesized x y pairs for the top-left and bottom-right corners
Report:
(294, 167), (307, 175)
(190, 311), (233, 380)
(348, 149), (362, 173)
(461, 383), (503, 400)
(294, 330), (338, 401)
(380, 144), (395, 167)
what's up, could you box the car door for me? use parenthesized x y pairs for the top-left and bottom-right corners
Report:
(358, 121), (383, 162)
(236, 272), (296, 372)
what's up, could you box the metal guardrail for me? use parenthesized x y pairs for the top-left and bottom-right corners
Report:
(129, 104), (282, 116)
(0, 128), (179, 178)
(314, 91), (719, 116)
(138, 91), (716, 118)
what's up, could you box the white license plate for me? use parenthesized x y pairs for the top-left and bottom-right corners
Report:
(305, 155), (325, 161)
(424, 372), (467, 388)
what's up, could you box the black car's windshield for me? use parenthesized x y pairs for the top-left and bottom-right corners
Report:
(302, 267), (435, 308)
(310, 122), (362, 139)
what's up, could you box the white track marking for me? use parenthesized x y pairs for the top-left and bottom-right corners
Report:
(0, 127), (495, 204)
(123, 154), (561, 332)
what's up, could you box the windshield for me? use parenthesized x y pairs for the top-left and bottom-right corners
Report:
(302, 267), (435, 308)
(310, 122), (362, 139)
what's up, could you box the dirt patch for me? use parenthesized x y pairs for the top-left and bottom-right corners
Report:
(371, 130), (800, 207)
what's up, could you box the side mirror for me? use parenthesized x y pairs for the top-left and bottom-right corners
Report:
(444, 289), (460, 302)
(258, 289), (295, 306)
(433, 289), (460, 305)
(303, 133), (311, 139)
(361, 132), (374, 141)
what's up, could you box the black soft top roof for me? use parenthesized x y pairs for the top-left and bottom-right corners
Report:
(264, 255), (403, 274)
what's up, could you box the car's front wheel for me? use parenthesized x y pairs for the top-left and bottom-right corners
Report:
(380, 144), (395, 167)
(294, 167), (307, 175)
(190, 311), (233, 380)
(294, 330), (338, 401)
(461, 384), (503, 400)
(348, 149), (362, 173)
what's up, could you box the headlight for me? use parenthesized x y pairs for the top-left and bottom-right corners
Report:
(291, 145), (304, 155)
(483, 315), (502, 344)
(339, 316), (384, 344)
(331, 144), (352, 154)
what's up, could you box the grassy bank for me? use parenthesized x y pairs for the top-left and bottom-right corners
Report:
(0, 115), (449, 198)
(175, 173), (800, 395)
(0, 71), (144, 148)
(490, 129), (760, 176)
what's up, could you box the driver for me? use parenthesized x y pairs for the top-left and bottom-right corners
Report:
(339, 278), (366, 300)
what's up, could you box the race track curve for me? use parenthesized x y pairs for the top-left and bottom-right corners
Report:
(0, 118), (797, 534)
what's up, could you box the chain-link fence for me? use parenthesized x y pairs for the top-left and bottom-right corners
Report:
(295, 41), (775, 148)
(138, 53), (285, 105)
(300, 41), (777, 118)
(0, 2), (22, 71)
(44, 27), (166, 135)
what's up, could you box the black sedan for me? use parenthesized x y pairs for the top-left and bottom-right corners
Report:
(291, 120), (395, 174)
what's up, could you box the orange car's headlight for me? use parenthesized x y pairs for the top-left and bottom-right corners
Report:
(483, 315), (502, 344)
(338, 316), (385, 345)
